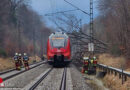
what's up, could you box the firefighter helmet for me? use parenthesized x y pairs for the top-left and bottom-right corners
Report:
(86, 57), (89, 60)
(93, 56), (96, 60)
(83, 57), (89, 60)
(15, 53), (18, 56)
(19, 53), (22, 56)
(24, 53), (27, 56)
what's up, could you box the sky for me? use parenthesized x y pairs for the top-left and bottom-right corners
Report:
(30, 0), (99, 28)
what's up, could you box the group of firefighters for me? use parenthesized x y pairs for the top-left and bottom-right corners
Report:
(82, 56), (97, 74)
(14, 53), (29, 70)
(14, 52), (97, 73)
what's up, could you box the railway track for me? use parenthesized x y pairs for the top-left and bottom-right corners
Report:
(26, 67), (67, 90)
(29, 68), (53, 90)
(0, 61), (46, 81)
(1, 64), (92, 90)
(60, 67), (67, 90)
(0, 68), (15, 75)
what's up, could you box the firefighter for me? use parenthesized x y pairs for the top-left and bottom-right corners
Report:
(18, 53), (23, 70)
(14, 53), (20, 70)
(81, 57), (85, 73)
(92, 56), (97, 66)
(82, 57), (89, 74)
(90, 57), (94, 65)
(84, 57), (89, 74)
(23, 53), (29, 70)
(93, 56), (97, 73)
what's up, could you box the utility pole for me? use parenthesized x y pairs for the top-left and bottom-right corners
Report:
(47, 0), (95, 55)
(64, 0), (94, 53)
(89, 0), (94, 55)
(79, 19), (82, 59)
(90, 0), (94, 42)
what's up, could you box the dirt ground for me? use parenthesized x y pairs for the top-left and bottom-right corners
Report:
(85, 74), (109, 90)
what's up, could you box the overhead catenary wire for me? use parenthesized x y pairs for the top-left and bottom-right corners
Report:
(63, 0), (95, 55)
(64, 0), (90, 16)
(45, 9), (79, 16)
(46, 0), (107, 55)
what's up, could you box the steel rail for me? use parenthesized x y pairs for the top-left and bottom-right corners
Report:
(0, 69), (15, 75)
(0, 60), (43, 75)
(3, 61), (46, 81)
(60, 67), (67, 90)
(29, 68), (53, 90)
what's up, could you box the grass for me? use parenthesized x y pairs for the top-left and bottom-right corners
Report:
(85, 75), (109, 90)
(0, 56), (41, 71)
(98, 54), (126, 69)
(103, 74), (130, 90)
(98, 54), (130, 90)
(0, 58), (14, 71)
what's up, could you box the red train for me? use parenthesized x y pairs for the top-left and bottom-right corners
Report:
(47, 32), (71, 66)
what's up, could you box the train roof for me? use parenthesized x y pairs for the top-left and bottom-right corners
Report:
(49, 32), (68, 39)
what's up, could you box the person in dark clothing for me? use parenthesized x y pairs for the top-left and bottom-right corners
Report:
(23, 53), (29, 70)
(18, 53), (23, 70)
(14, 53), (20, 70)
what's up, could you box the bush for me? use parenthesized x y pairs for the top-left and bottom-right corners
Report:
(110, 45), (121, 56)
(0, 48), (7, 57)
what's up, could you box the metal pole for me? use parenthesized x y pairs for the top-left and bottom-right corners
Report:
(90, 0), (93, 43)
(122, 68), (124, 84)
(89, 0), (94, 55)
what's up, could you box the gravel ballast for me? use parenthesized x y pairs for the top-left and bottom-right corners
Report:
(3, 64), (50, 88)
(1, 63), (93, 90)
(35, 68), (64, 90)
(70, 65), (92, 90)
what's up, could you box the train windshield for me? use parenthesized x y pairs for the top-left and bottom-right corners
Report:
(51, 36), (67, 48)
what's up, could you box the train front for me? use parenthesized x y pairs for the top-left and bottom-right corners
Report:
(47, 32), (71, 66)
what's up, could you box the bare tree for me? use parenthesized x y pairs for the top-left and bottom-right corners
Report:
(97, 0), (130, 56)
